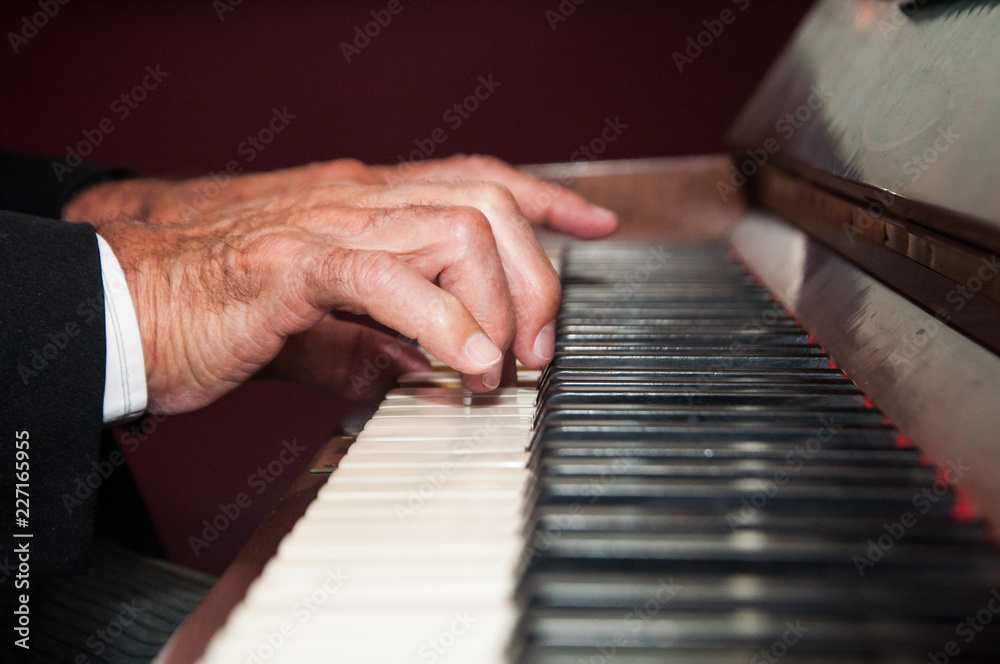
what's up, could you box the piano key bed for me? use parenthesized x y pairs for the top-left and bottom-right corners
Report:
(199, 242), (1000, 663)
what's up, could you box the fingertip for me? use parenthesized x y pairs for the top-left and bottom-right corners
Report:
(460, 370), (498, 393)
(569, 203), (619, 239)
(464, 332), (503, 369)
(532, 321), (556, 364)
(545, 195), (619, 239)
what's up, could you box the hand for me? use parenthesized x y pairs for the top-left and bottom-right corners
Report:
(97, 180), (563, 414)
(63, 159), (382, 227)
(65, 155), (618, 238)
(372, 154), (618, 239)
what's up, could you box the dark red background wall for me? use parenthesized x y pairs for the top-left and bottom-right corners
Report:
(1, 0), (812, 574)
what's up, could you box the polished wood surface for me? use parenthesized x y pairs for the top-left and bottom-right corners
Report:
(527, 155), (744, 242)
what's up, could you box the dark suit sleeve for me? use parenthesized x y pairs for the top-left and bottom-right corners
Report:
(0, 149), (132, 221)
(1, 151), (115, 573)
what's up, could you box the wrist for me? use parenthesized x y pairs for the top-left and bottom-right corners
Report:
(97, 222), (163, 408)
(63, 178), (166, 225)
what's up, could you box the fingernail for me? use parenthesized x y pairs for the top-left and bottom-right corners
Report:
(482, 363), (502, 390)
(533, 321), (556, 362)
(588, 202), (617, 220)
(465, 332), (502, 368)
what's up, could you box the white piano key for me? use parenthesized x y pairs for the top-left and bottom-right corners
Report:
(346, 438), (526, 453)
(251, 558), (515, 587)
(385, 387), (535, 400)
(201, 596), (518, 661)
(396, 370), (540, 388)
(361, 416), (532, 430)
(371, 406), (534, 418)
(333, 452), (528, 468)
(285, 515), (520, 538)
(277, 538), (520, 561)
(203, 608), (515, 664)
(321, 465), (527, 480)
(198, 368), (536, 664)
(300, 499), (523, 520)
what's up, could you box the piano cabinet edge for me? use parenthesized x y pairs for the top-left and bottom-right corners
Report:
(154, 445), (335, 664)
(523, 154), (746, 243)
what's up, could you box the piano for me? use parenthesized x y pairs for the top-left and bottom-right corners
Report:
(157, 1), (1000, 661)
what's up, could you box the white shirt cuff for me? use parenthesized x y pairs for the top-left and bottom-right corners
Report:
(96, 234), (147, 423)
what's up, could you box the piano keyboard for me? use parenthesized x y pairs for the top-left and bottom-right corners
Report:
(200, 242), (1000, 663)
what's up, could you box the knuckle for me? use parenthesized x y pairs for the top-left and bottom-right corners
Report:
(532, 264), (562, 315)
(471, 180), (517, 209)
(352, 249), (399, 296)
(466, 154), (503, 172)
(447, 207), (494, 247)
(331, 158), (374, 182)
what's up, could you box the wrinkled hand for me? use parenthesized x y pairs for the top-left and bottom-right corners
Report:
(64, 154), (618, 237)
(98, 180), (569, 414)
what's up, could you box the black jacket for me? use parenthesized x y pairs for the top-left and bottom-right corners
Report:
(0, 150), (130, 574)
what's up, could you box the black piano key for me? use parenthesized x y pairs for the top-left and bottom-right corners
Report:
(516, 611), (1000, 659)
(516, 242), (1000, 662)
(549, 354), (832, 369)
(534, 407), (886, 427)
(525, 508), (987, 543)
(554, 345), (826, 356)
(537, 423), (898, 448)
(556, 316), (804, 327)
(536, 459), (935, 485)
(529, 478), (954, 514)
(532, 388), (872, 430)
(519, 570), (1000, 617)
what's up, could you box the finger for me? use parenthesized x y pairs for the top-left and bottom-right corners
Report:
(293, 204), (517, 361)
(356, 182), (560, 368)
(261, 315), (430, 399)
(301, 248), (505, 391)
(375, 155), (619, 238)
(474, 163), (618, 238)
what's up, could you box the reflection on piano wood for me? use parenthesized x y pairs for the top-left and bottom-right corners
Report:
(158, 1), (1000, 662)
